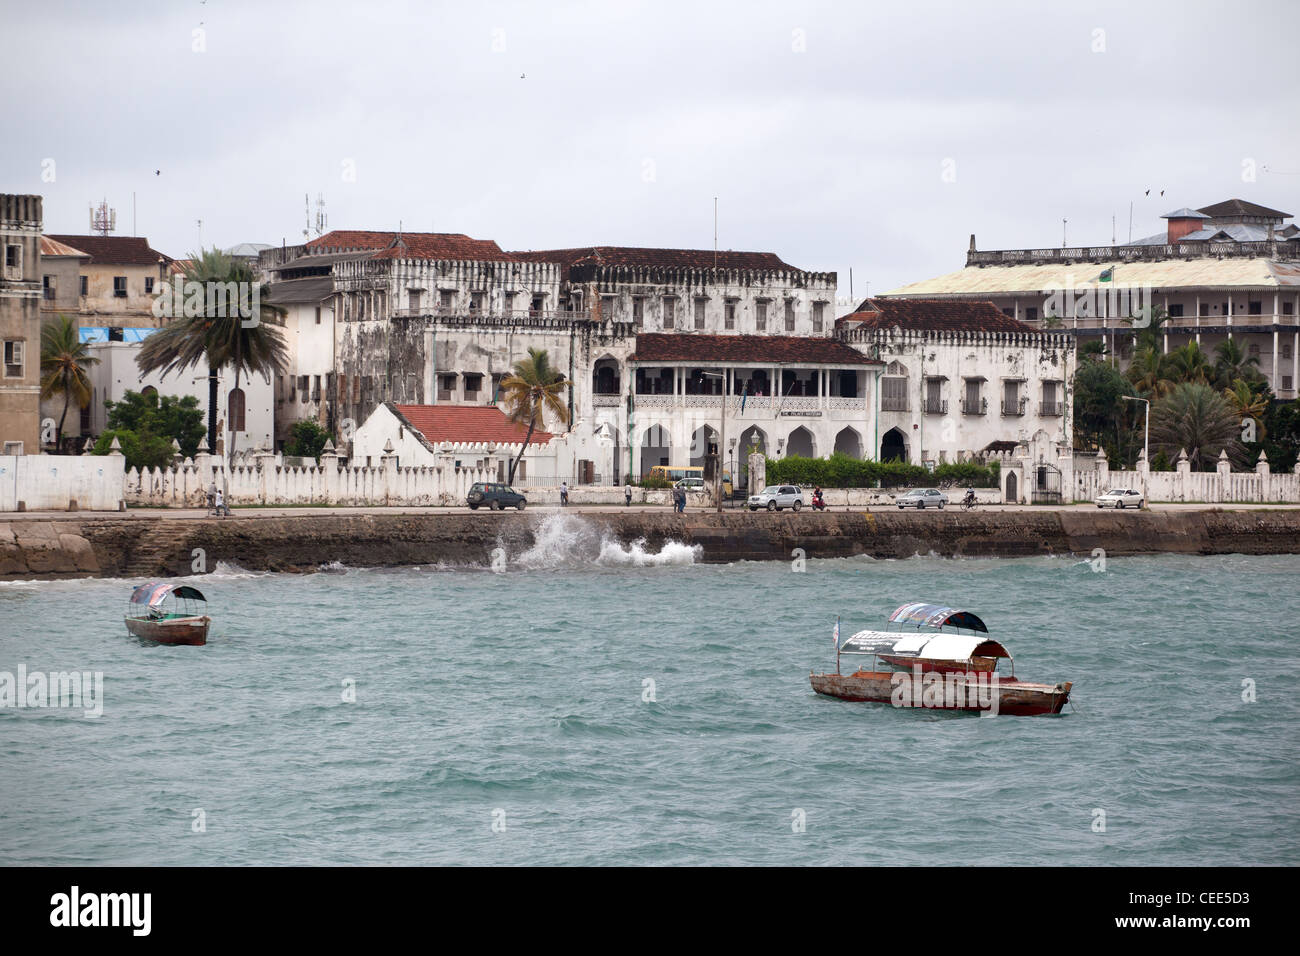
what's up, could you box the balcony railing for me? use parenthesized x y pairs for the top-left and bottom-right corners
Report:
(924, 398), (948, 415)
(967, 240), (1299, 266)
(593, 393), (621, 407)
(1002, 397), (1028, 417)
(627, 394), (865, 415)
(1041, 400), (1064, 417)
(961, 397), (987, 415)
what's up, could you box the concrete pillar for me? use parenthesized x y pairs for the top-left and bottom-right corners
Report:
(1176, 448), (1191, 502)
(320, 439), (340, 505)
(748, 451), (765, 493)
(1095, 446), (1109, 492)
(381, 438), (398, 505)
(1216, 449), (1231, 503)
(1256, 449), (1271, 502)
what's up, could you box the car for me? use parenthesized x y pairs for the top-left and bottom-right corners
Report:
(748, 484), (804, 512)
(1095, 488), (1144, 509)
(896, 488), (949, 510)
(467, 482), (527, 511)
(674, 477), (708, 493)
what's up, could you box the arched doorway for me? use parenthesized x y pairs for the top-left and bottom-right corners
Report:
(690, 424), (719, 479)
(737, 425), (767, 491)
(880, 427), (907, 462)
(1005, 471), (1018, 503)
(833, 427), (862, 459)
(641, 423), (670, 476)
(786, 426), (815, 458)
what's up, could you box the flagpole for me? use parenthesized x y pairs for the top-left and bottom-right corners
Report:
(836, 616), (841, 675)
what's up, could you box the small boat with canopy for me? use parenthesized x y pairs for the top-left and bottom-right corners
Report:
(124, 582), (211, 645)
(810, 602), (1071, 716)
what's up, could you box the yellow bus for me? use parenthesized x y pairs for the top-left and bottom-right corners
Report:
(647, 465), (733, 496)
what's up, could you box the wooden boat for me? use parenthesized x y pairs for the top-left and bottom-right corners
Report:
(124, 582), (211, 646)
(810, 602), (1071, 716)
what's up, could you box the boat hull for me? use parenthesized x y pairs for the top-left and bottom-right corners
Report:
(124, 615), (211, 646)
(810, 670), (1071, 716)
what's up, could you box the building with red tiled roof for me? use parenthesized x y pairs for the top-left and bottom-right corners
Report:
(839, 297), (1039, 334)
(42, 233), (174, 330)
(305, 230), (518, 262)
(390, 403), (552, 449)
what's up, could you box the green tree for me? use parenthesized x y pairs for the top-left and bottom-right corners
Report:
(1150, 382), (1244, 471)
(499, 348), (570, 483)
(105, 390), (206, 457)
(1212, 338), (1262, 389)
(39, 313), (99, 453)
(1073, 360), (1135, 455)
(136, 248), (287, 462)
(1163, 341), (1214, 386)
(284, 420), (333, 460)
(93, 428), (175, 471)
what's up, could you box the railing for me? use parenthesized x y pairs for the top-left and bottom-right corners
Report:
(961, 397), (987, 415)
(1002, 398), (1028, 417)
(1041, 401), (1064, 417)
(924, 398), (948, 415)
(390, 308), (590, 321)
(1052, 314), (1300, 331)
(826, 396), (865, 410)
(967, 240), (1298, 266)
(593, 393), (621, 407)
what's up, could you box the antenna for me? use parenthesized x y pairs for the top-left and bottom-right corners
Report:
(89, 199), (116, 236)
(1112, 215), (1116, 246)
(1128, 201), (1134, 244)
(849, 267), (853, 300)
(1062, 218), (1068, 248)
(314, 193), (327, 237)
(713, 197), (718, 270)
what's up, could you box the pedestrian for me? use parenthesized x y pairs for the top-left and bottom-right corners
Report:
(206, 481), (217, 515)
(625, 485), (632, 507)
(560, 481), (569, 507)
(214, 487), (227, 517)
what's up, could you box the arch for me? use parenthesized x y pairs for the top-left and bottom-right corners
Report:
(880, 426), (907, 462)
(885, 360), (908, 376)
(1005, 470), (1018, 503)
(690, 424), (719, 469)
(592, 355), (620, 396)
(737, 425), (768, 491)
(640, 423), (670, 476)
(140, 385), (159, 401)
(786, 426), (815, 458)
(833, 426), (863, 459)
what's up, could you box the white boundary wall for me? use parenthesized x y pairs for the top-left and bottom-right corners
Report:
(0, 454), (126, 512)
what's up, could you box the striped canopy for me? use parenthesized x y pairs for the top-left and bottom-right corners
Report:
(888, 602), (988, 633)
(130, 582), (207, 607)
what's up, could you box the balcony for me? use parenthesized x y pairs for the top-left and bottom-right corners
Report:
(961, 397), (987, 415)
(924, 398), (948, 415)
(1002, 397), (1028, 417)
(1041, 401), (1064, 417)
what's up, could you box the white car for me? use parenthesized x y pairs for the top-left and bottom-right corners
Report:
(895, 488), (949, 510)
(675, 477), (707, 492)
(1096, 488), (1144, 509)
(748, 485), (804, 512)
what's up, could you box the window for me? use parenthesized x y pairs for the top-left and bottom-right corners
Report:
(1001, 307), (1014, 318)
(465, 373), (483, 397)
(500, 291), (514, 313)
(1248, 344), (1260, 359)
(113, 276), (128, 298)
(43, 275), (55, 300)
(352, 375), (361, 403)
(144, 277), (154, 294)
(1199, 303), (1209, 317)
(298, 375), (309, 401)
(312, 376), (321, 401)
(1002, 381), (1022, 415)
(228, 388), (246, 432)
(963, 379), (982, 414)
(3, 340), (24, 378)
(315, 306), (322, 325)
(756, 300), (769, 332)
(1285, 343), (1294, 360)
(1248, 300), (1262, 315)
(439, 289), (454, 312)
(881, 376), (908, 411)
(633, 297), (644, 328)
(1025, 306), (1038, 321)
(1284, 302), (1294, 316)
(784, 300), (795, 331)
(662, 296), (675, 329)
(694, 298), (706, 330)
(601, 295), (616, 319)
(1168, 303), (1184, 318)
(725, 300), (737, 330)
(530, 294), (545, 314)
(470, 291), (485, 313)
(408, 289), (423, 312)
(80, 275), (88, 296)
(1284, 376), (1294, 391)
(3, 244), (20, 279)
(812, 301), (825, 333)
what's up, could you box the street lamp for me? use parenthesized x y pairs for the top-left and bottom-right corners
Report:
(696, 370), (727, 513)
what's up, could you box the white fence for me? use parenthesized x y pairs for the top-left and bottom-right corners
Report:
(0, 454), (126, 512)
(1074, 450), (1300, 503)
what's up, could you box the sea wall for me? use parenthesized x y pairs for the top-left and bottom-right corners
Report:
(3, 508), (1300, 579)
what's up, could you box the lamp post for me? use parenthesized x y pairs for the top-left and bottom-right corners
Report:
(697, 370), (726, 513)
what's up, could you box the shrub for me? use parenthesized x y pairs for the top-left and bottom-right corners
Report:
(764, 453), (999, 489)
(93, 428), (175, 471)
(284, 420), (334, 460)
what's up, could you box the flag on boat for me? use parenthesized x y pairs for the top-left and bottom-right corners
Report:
(834, 617), (840, 649)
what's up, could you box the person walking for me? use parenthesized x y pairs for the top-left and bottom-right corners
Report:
(624, 485), (632, 507)
(560, 481), (569, 507)
(214, 487), (227, 517)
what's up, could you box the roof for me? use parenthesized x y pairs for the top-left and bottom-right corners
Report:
(1198, 198), (1293, 221)
(39, 236), (90, 257)
(1161, 208), (1210, 220)
(888, 602), (988, 632)
(46, 234), (171, 267)
(840, 630), (1010, 662)
(129, 582), (206, 606)
(267, 277), (334, 306)
(511, 245), (801, 279)
(629, 332), (878, 365)
(843, 297), (1038, 333)
(389, 403), (553, 448)
(887, 258), (1300, 295)
(306, 230), (517, 262)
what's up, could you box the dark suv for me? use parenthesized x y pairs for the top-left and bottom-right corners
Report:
(467, 482), (527, 511)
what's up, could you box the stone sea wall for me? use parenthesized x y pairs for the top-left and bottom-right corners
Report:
(2, 509), (1300, 579)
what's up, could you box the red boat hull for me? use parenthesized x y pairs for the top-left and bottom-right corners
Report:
(810, 670), (1071, 716)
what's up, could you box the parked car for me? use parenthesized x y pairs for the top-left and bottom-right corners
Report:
(467, 482), (527, 511)
(1095, 488), (1144, 509)
(674, 477), (708, 493)
(896, 488), (949, 510)
(748, 485), (804, 512)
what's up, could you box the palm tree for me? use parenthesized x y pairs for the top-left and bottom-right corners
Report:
(1124, 304), (1168, 354)
(1213, 338), (1262, 389)
(39, 313), (99, 453)
(1079, 339), (1108, 363)
(1223, 378), (1268, 440)
(1164, 341), (1214, 386)
(499, 348), (570, 484)
(1150, 382), (1243, 470)
(1126, 345), (1173, 398)
(136, 248), (286, 463)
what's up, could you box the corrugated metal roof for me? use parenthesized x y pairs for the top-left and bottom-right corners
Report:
(39, 236), (90, 257)
(887, 257), (1300, 296)
(1162, 208), (1210, 219)
(267, 277), (334, 305)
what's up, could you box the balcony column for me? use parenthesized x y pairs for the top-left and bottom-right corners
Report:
(1227, 293), (1233, 337)
(1273, 330), (1280, 390)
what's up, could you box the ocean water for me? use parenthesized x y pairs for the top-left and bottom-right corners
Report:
(1, 513), (1296, 866)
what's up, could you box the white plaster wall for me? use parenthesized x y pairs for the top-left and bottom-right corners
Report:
(0, 454), (125, 511)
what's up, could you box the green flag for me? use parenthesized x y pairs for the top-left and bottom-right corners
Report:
(1098, 267), (1114, 282)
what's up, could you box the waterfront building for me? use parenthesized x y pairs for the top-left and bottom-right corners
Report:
(1, 194), (43, 455)
(885, 198), (1300, 399)
(43, 233), (174, 331)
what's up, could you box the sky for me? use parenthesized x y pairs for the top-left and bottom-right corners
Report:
(3, 0), (1299, 298)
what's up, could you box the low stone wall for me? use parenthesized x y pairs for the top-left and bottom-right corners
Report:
(3, 508), (1300, 579)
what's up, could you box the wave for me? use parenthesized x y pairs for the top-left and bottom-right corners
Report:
(509, 513), (700, 570)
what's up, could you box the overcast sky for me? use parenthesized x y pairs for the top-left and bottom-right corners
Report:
(4, 0), (1298, 296)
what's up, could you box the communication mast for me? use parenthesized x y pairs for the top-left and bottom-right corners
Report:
(303, 193), (327, 238)
(89, 199), (117, 236)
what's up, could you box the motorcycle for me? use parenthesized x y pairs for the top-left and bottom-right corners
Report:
(811, 492), (827, 511)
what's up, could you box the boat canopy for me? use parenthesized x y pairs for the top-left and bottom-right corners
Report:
(888, 602), (988, 633)
(130, 582), (207, 607)
(841, 629), (1010, 661)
